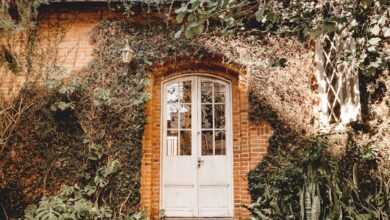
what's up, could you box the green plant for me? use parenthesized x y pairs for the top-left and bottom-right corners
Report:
(248, 137), (390, 220)
(23, 160), (121, 220)
(299, 166), (321, 220)
(175, 0), (389, 97)
(125, 211), (148, 220)
(93, 88), (112, 107)
(175, 0), (245, 38)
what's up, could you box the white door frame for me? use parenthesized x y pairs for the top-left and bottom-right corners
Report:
(160, 74), (234, 217)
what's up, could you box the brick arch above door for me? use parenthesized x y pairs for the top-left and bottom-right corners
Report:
(148, 56), (246, 79)
(140, 60), (272, 220)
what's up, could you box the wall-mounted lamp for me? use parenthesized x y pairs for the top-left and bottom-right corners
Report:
(121, 39), (134, 63)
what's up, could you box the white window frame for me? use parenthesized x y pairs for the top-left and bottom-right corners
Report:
(314, 33), (361, 132)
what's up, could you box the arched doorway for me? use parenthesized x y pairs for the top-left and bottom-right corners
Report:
(161, 75), (234, 217)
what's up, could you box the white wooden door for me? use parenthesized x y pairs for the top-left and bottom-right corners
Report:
(196, 78), (233, 217)
(162, 76), (233, 217)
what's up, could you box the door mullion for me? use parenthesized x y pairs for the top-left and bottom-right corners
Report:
(212, 82), (215, 155)
(193, 77), (200, 217)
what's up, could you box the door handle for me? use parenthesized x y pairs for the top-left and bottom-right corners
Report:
(197, 158), (204, 168)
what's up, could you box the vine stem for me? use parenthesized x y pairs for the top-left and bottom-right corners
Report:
(0, 202), (8, 220)
(43, 159), (59, 196)
(119, 190), (133, 216)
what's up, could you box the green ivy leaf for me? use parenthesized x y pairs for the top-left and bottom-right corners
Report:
(143, 58), (152, 66)
(174, 5), (188, 14)
(184, 27), (194, 39)
(174, 28), (183, 38)
(370, 25), (380, 35)
(187, 14), (196, 23)
(192, 23), (205, 35)
(367, 46), (376, 53)
(255, 8), (265, 23)
(176, 13), (185, 24)
(383, 27), (390, 38)
(368, 37), (381, 46)
(57, 101), (73, 111)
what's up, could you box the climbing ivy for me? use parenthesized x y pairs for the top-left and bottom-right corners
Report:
(0, 1), (388, 219)
(175, 0), (389, 76)
(0, 0), (48, 75)
(0, 0), (47, 33)
(248, 94), (390, 219)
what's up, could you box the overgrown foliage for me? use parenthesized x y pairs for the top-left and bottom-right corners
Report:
(24, 160), (119, 220)
(248, 95), (389, 219)
(248, 136), (389, 219)
(175, 0), (389, 112)
(180, 0), (388, 70)
(0, 0), (48, 75)
(22, 157), (147, 220)
(0, 18), (149, 218)
(0, 72), (147, 219)
(0, 0), (47, 34)
(0, 1), (388, 219)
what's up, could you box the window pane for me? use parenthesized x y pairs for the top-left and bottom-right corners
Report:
(202, 130), (213, 155)
(166, 130), (178, 156)
(214, 83), (225, 103)
(180, 104), (191, 129)
(167, 83), (179, 104)
(215, 104), (225, 129)
(201, 104), (213, 129)
(180, 130), (192, 155)
(201, 81), (213, 103)
(167, 103), (178, 129)
(179, 81), (192, 103)
(215, 130), (226, 155)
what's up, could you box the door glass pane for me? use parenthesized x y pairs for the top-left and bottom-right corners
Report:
(180, 81), (192, 103)
(180, 130), (192, 155)
(214, 83), (225, 103)
(166, 130), (178, 156)
(167, 103), (178, 129)
(215, 130), (226, 155)
(180, 104), (191, 129)
(201, 104), (213, 129)
(201, 130), (213, 155)
(166, 80), (193, 157)
(214, 104), (225, 129)
(201, 81), (213, 103)
(167, 83), (179, 103)
(165, 78), (228, 157)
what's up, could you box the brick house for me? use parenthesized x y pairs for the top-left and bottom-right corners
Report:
(0, 1), (362, 220)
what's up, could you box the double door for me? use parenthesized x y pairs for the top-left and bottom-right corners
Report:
(161, 76), (233, 217)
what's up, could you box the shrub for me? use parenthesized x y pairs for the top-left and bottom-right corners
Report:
(248, 136), (390, 219)
(22, 159), (148, 220)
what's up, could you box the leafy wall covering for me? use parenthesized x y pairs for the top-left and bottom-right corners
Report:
(0, 1), (389, 219)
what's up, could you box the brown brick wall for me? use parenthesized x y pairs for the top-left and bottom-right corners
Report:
(0, 8), (119, 99)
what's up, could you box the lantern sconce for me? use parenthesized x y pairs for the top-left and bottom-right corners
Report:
(121, 39), (134, 63)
